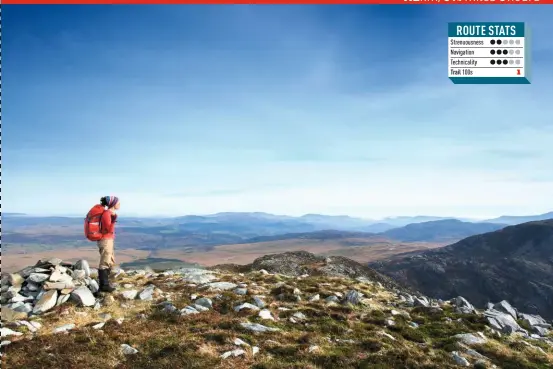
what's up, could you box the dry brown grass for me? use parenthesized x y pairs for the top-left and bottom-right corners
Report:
(153, 239), (449, 266)
(2, 271), (552, 369)
(2, 248), (151, 273)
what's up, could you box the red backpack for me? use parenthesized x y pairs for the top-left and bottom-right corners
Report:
(84, 205), (106, 241)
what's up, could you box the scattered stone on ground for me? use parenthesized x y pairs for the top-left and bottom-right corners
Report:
(2, 252), (552, 368)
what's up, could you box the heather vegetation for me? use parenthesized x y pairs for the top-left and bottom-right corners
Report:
(2, 253), (552, 369)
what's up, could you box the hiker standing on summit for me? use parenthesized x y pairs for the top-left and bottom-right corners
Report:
(84, 196), (120, 292)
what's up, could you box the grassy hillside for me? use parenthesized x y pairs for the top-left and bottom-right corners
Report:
(2, 264), (552, 368)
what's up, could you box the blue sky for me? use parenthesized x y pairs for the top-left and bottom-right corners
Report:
(3, 5), (553, 218)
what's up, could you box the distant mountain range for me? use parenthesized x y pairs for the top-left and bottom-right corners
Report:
(371, 220), (553, 319)
(238, 219), (507, 244)
(379, 219), (506, 242)
(2, 211), (551, 253)
(484, 211), (553, 225)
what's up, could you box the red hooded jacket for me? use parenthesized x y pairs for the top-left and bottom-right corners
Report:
(101, 210), (117, 239)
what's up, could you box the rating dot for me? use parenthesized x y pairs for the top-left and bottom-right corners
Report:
(490, 40), (496, 45)
(509, 50), (514, 55)
(515, 50), (521, 55)
(503, 60), (508, 65)
(497, 59), (502, 65)
(490, 60), (496, 65)
(497, 40), (502, 45)
(509, 59), (514, 65)
(509, 40), (514, 45)
(516, 60), (521, 65)
(503, 50), (508, 55)
(502, 40), (508, 45)
(515, 40), (520, 45)
(490, 50), (495, 55)
(496, 49), (501, 54)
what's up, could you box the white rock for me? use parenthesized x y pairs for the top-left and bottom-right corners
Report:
(28, 273), (50, 283)
(74, 260), (91, 278)
(252, 296), (266, 308)
(195, 297), (212, 309)
(258, 309), (275, 321)
(56, 294), (71, 306)
(451, 351), (470, 366)
(234, 288), (248, 295)
(12, 302), (33, 314)
(493, 300), (518, 320)
(292, 312), (307, 321)
(49, 268), (73, 283)
(4, 286), (21, 300)
(220, 349), (246, 359)
(53, 324), (75, 334)
(308, 345), (320, 353)
(121, 290), (138, 300)
(33, 290), (58, 314)
(138, 285), (156, 300)
(92, 322), (105, 330)
(454, 333), (488, 346)
(252, 346), (260, 356)
(71, 286), (96, 307)
(181, 306), (200, 315)
(43, 281), (75, 291)
(25, 282), (41, 292)
(1, 328), (23, 338)
(193, 304), (210, 312)
(235, 303), (260, 312)
(240, 322), (280, 333)
(308, 294), (320, 302)
(378, 331), (396, 341)
(19, 320), (41, 333)
(234, 338), (250, 347)
(202, 282), (237, 291)
(8, 273), (25, 286)
(88, 279), (100, 294)
(179, 269), (218, 284)
(121, 344), (139, 355)
(10, 294), (30, 303)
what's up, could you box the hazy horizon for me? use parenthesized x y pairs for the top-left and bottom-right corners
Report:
(4, 5), (553, 218)
(4, 209), (552, 221)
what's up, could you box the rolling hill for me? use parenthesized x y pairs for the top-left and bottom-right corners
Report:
(371, 220), (553, 319)
(379, 219), (507, 242)
(484, 211), (553, 225)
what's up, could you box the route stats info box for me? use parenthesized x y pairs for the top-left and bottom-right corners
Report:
(448, 22), (531, 84)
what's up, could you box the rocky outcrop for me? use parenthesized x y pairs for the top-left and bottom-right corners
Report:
(371, 220), (553, 319)
(1, 254), (553, 368)
(231, 251), (405, 291)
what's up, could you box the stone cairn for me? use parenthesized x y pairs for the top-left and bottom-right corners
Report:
(1, 258), (99, 322)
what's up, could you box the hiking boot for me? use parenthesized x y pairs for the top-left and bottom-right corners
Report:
(98, 268), (116, 293)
